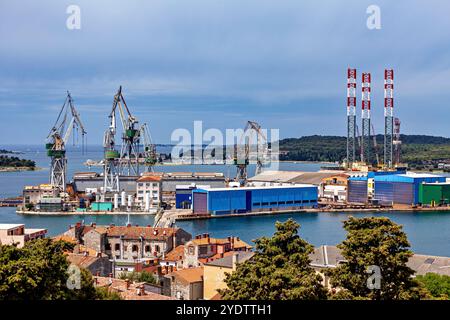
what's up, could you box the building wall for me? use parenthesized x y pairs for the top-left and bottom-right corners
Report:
(136, 181), (162, 208)
(83, 230), (106, 253)
(419, 184), (450, 205)
(193, 186), (318, 215)
(347, 179), (368, 203)
(107, 237), (170, 261)
(87, 257), (113, 277)
(203, 265), (232, 300)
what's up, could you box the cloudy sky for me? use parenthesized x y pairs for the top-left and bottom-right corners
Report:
(1, 0), (450, 145)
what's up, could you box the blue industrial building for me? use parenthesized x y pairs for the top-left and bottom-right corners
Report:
(347, 175), (368, 203)
(175, 186), (196, 209)
(374, 173), (446, 205)
(192, 185), (318, 215)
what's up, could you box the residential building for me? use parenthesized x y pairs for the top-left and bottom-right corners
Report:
(60, 222), (192, 275)
(66, 252), (112, 277)
(183, 233), (252, 268)
(0, 223), (47, 248)
(203, 251), (255, 300)
(164, 267), (204, 300)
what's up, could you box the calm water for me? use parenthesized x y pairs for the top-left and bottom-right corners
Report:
(1, 145), (449, 257)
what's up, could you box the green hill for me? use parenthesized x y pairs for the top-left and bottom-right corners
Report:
(278, 135), (450, 167)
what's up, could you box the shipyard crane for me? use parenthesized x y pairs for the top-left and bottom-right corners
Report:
(139, 123), (158, 172)
(103, 86), (141, 192)
(233, 121), (269, 186)
(103, 86), (156, 192)
(46, 91), (86, 193)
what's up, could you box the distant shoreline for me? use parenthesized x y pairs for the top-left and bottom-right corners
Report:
(0, 166), (41, 173)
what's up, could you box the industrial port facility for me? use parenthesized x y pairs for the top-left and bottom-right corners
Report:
(16, 69), (450, 221)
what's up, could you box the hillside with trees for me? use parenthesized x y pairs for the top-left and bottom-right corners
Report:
(0, 155), (35, 170)
(278, 135), (450, 168)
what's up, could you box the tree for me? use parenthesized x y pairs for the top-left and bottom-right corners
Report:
(119, 270), (157, 284)
(327, 217), (425, 300)
(416, 273), (450, 299)
(219, 219), (328, 300)
(0, 239), (97, 300)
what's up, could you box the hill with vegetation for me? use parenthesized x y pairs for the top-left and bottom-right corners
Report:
(278, 135), (450, 169)
(0, 155), (35, 170)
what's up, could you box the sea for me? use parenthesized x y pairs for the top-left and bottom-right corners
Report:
(0, 144), (449, 257)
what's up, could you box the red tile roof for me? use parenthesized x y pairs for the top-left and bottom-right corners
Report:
(106, 226), (176, 240)
(164, 245), (185, 262)
(168, 267), (203, 285)
(137, 176), (162, 182)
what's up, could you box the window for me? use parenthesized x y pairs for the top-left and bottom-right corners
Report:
(286, 201), (294, 204)
(145, 245), (151, 252)
(188, 246), (194, 254)
(199, 246), (207, 255)
(132, 245), (138, 252)
(270, 201), (277, 205)
(261, 202), (269, 206)
(252, 202), (261, 206)
(155, 245), (160, 253)
(138, 183), (143, 187)
(294, 200), (301, 204)
(115, 244), (120, 251)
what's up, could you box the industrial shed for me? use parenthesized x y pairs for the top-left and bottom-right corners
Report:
(192, 185), (318, 215)
(374, 173), (446, 205)
(419, 182), (450, 205)
(248, 170), (344, 186)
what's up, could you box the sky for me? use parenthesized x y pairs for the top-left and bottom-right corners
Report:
(1, 0), (450, 145)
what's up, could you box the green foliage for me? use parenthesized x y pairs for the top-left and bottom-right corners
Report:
(327, 217), (425, 300)
(416, 273), (450, 299)
(219, 219), (328, 300)
(0, 155), (35, 168)
(0, 239), (98, 300)
(95, 286), (122, 300)
(119, 270), (157, 284)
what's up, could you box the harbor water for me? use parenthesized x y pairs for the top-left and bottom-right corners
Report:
(1, 145), (450, 257)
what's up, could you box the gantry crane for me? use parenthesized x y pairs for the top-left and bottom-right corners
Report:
(46, 91), (86, 193)
(233, 121), (269, 186)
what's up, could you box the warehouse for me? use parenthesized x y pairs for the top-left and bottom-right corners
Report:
(419, 182), (450, 206)
(347, 176), (368, 203)
(374, 173), (446, 205)
(192, 185), (318, 215)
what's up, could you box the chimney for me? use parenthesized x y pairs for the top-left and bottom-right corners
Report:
(96, 252), (102, 258)
(232, 253), (239, 270)
(227, 236), (231, 242)
(127, 223), (131, 227)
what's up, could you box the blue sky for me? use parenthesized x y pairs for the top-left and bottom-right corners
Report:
(1, 0), (450, 144)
